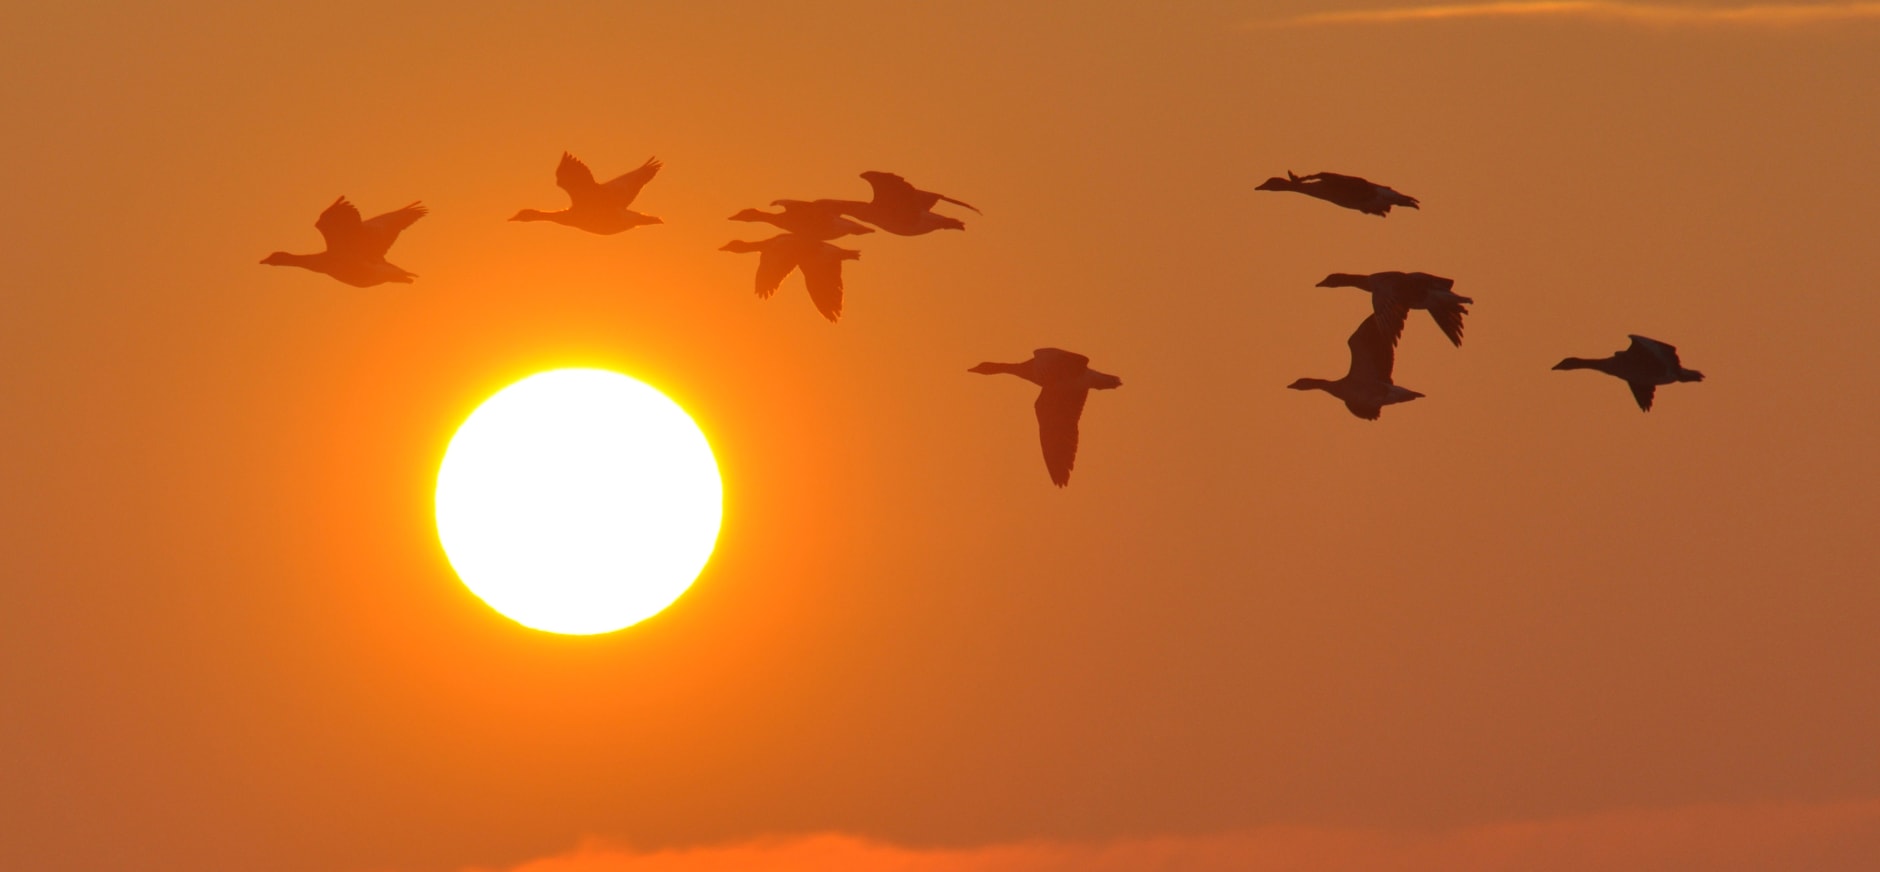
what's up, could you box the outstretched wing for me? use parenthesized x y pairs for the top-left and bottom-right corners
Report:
(1629, 380), (1657, 412)
(599, 157), (662, 206)
(797, 243), (853, 323)
(1344, 314), (1396, 383)
(1369, 289), (1411, 348)
(555, 152), (598, 195)
(1627, 334), (1682, 370)
(356, 202), (427, 259)
(1034, 385), (1090, 487)
(860, 171), (919, 204)
(314, 197), (363, 252)
(1426, 302), (1468, 347)
(752, 240), (799, 299)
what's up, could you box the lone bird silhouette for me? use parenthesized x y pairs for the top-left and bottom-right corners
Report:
(830, 171), (980, 235)
(719, 233), (861, 323)
(260, 197), (427, 287)
(510, 153), (663, 234)
(1288, 315), (1425, 420)
(1316, 271), (1472, 347)
(1553, 335), (1705, 411)
(730, 199), (875, 240)
(969, 348), (1121, 487)
(1256, 170), (1418, 217)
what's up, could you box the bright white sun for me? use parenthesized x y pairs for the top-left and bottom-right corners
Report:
(434, 369), (723, 635)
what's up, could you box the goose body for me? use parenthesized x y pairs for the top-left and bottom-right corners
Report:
(1288, 315), (1424, 420)
(730, 199), (875, 240)
(1256, 170), (1418, 217)
(510, 153), (663, 234)
(261, 197), (426, 287)
(969, 348), (1121, 487)
(719, 233), (861, 322)
(1316, 271), (1472, 347)
(1553, 335), (1704, 411)
(830, 171), (980, 235)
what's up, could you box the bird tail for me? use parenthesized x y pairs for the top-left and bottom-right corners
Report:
(1678, 369), (1705, 383)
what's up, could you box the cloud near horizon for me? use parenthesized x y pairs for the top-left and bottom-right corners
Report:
(458, 798), (1880, 872)
(1254, 1), (1880, 28)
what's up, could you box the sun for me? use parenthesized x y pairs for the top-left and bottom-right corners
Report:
(434, 369), (723, 635)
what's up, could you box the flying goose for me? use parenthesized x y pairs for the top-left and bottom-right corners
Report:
(968, 348), (1121, 487)
(1288, 314), (1425, 420)
(1553, 335), (1705, 411)
(719, 233), (861, 323)
(729, 199), (875, 240)
(829, 171), (980, 235)
(260, 197), (427, 287)
(510, 153), (663, 234)
(1316, 271), (1472, 347)
(1256, 170), (1419, 217)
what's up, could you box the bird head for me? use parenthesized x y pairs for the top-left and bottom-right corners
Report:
(1314, 273), (1365, 288)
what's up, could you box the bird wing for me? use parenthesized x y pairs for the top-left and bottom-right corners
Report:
(1627, 334), (1682, 370)
(933, 190), (981, 214)
(356, 203), (426, 259)
(752, 239), (799, 299)
(860, 171), (920, 205)
(1629, 380), (1657, 412)
(314, 197), (364, 252)
(1034, 385), (1089, 487)
(1426, 302), (1468, 347)
(797, 243), (850, 323)
(1345, 314), (1397, 383)
(1368, 281), (1411, 348)
(599, 157), (662, 206)
(555, 152), (599, 196)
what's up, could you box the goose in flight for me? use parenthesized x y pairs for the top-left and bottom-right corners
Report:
(1316, 271), (1472, 347)
(1256, 170), (1419, 217)
(719, 233), (861, 323)
(1288, 314), (1424, 420)
(969, 348), (1121, 487)
(510, 153), (663, 234)
(260, 197), (427, 287)
(1553, 335), (1705, 411)
(830, 171), (980, 235)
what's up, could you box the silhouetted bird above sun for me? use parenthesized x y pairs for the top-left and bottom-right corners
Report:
(260, 197), (427, 287)
(830, 171), (980, 235)
(1316, 271), (1472, 347)
(1288, 314), (1424, 420)
(969, 348), (1121, 487)
(1256, 170), (1418, 217)
(510, 153), (662, 234)
(719, 233), (861, 323)
(729, 200), (875, 240)
(1553, 335), (1705, 412)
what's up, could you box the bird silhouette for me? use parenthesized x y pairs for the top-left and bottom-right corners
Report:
(827, 171), (980, 235)
(1256, 170), (1418, 217)
(719, 233), (861, 323)
(260, 197), (427, 287)
(729, 200), (875, 240)
(969, 348), (1121, 487)
(1553, 335), (1705, 411)
(1316, 271), (1472, 347)
(510, 153), (663, 234)
(1288, 314), (1425, 420)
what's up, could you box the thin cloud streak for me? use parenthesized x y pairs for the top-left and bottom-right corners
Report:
(1257, 1), (1880, 28)
(463, 798), (1880, 872)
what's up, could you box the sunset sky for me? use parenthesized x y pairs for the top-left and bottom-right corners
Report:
(4, 2), (1878, 871)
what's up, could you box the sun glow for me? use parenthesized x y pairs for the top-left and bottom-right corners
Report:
(435, 369), (723, 635)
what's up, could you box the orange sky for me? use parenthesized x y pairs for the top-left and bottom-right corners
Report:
(3, 2), (1878, 871)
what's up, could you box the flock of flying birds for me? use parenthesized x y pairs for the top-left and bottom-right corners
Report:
(260, 156), (1706, 487)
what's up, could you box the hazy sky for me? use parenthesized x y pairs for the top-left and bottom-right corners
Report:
(4, 2), (1878, 871)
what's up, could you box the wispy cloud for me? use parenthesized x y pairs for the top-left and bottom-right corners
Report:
(1257, 1), (1880, 28)
(460, 798), (1880, 872)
